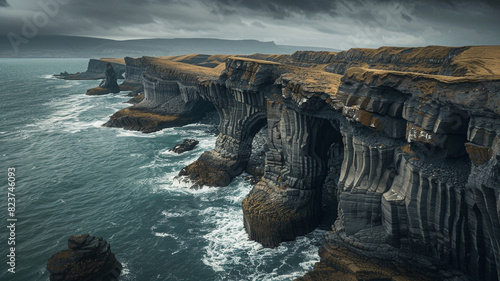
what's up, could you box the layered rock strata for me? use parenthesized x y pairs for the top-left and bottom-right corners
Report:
(46, 234), (122, 281)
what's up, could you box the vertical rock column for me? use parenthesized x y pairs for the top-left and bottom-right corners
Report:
(242, 101), (337, 247)
(337, 129), (400, 236)
(464, 116), (500, 280)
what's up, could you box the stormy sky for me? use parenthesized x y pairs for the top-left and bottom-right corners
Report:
(0, 0), (499, 49)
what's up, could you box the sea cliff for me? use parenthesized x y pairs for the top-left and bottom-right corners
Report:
(95, 46), (500, 280)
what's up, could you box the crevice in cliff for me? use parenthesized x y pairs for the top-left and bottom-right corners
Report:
(318, 120), (344, 230)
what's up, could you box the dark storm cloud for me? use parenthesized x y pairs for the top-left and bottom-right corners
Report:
(1, 0), (499, 49)
(0, 0), (9, 7)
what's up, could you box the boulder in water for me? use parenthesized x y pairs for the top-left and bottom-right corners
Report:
(46, 234), (122, 281)
(171, 139), (199, 154)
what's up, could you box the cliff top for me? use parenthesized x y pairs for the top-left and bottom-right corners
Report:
(228, 56), (281, 65)
(280, 67), (343, 96)
(346, 66), (500, 86)
(121, 45), (500, 107)
(143, 56), (223, 82)
(100, 58), (126, 65)
(451, 46), (500, 76)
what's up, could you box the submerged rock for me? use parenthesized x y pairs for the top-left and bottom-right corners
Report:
(46, 234), (122, 281)
(171, 139), (199, 154)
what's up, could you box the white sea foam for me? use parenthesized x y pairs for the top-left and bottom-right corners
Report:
(121, 262), (130, 276)
(153, 232), (178, 238)
(150, 225), (179, 239)
(200, 179), (325, 280)
(40, 74), (58, 80)
(161, 210), (196, 218)
(25, 93), (111, 134)
(55, 81), (82, 89)
(116, 130), (158, 138)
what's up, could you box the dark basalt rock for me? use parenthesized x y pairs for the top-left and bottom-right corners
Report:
(171, 139), (199, 154)
(177, 151), (235, 187)
(86, 63), (121, 95)
(46, 234), (122, 281)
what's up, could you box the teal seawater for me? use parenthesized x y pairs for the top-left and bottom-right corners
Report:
(0, 59), (325, 281)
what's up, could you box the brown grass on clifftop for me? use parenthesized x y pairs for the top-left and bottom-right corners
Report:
(144, 57), (222, 82)
(281, 68), (343, 96)
(451, 46), (500, 76)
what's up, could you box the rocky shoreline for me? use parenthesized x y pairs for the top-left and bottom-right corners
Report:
(66, 46), (500, 280)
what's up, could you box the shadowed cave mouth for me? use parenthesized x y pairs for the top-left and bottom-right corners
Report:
(245, 124), (268, 180)
(241, 115), (268, 179)
(312, 118), (344, 230)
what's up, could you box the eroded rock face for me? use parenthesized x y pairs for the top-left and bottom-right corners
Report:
(46, 234), (122, 281)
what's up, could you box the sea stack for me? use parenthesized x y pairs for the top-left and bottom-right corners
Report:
(86, 63), (121, 95)
(46, 234), (122, 281)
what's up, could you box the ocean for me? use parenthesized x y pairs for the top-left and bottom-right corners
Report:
(0, 58), (326, 281)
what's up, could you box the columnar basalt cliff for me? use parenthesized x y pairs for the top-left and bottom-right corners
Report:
(178, 58), (279, 186)
(119, 56), (145, 92)
(96, 46), (500, 280)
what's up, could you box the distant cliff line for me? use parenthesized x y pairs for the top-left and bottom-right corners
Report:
(0, 35), (339, 58)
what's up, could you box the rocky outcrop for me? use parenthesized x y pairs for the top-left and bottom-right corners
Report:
(171, 139), (199, 154)
(55, 59), (126, 80)
(46, 234), (121, 281)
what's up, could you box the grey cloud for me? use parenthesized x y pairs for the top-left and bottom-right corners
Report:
(0, 0), (499, 49)
(0, 0), (9, 7)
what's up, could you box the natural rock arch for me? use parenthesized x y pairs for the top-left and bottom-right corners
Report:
(242, 101), (344, 248)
